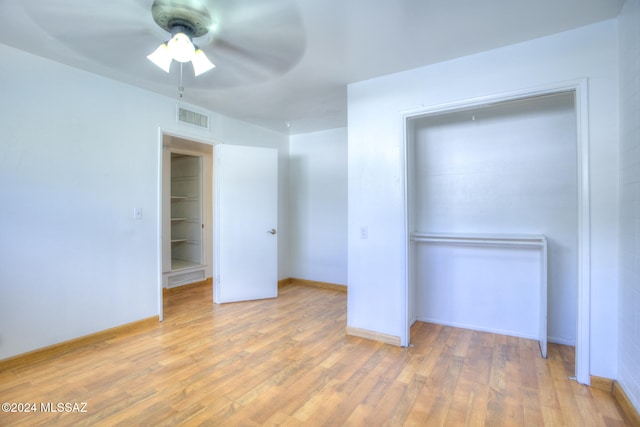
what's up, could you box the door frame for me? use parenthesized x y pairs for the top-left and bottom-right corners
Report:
(156, 127), (217, 321)
(401, 78), (591, 384)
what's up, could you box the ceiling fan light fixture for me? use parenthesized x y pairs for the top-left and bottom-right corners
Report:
(147, 1), (217, 93)
(192, 49), (215, 76)
(167, 31), (195, 63)
(146, 43), (172, 73)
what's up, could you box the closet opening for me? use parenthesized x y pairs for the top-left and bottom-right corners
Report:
(403, 83), (590, 384)
(159, 133), (214, 319)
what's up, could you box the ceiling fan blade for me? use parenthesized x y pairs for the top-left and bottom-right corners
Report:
(14, 0), (167, 70)
(187, 0), (305, 86)
(23, 0), (154, 34)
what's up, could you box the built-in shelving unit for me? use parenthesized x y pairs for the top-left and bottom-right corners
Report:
(163, 152), (206, 288)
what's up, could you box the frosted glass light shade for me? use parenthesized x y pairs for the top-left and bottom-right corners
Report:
(146, 43), (172, 73)
(167, 32), (195, 63)
(192, 49), (216, 76)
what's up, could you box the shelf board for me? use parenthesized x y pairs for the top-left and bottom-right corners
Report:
(171, 217), (188, 221)
(171, 259), (204, 271)
(171, 196), (199, 202)
(172, 175), (199, 181)
(171, 239), (201, 244)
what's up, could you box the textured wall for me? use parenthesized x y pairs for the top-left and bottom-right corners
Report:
(618, 0), (640, 413)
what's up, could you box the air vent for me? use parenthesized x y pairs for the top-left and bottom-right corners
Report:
(177, 106), (209, 129)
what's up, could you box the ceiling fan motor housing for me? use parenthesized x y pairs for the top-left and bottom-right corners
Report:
(151, 0), (212, 38)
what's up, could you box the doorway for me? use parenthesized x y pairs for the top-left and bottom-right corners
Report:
(157, 131), (281, 319)
(402, 81), (591, 384)
(159, 132), (214, 318)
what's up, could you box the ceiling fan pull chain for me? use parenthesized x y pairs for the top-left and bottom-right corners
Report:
(179, 62), (184, 98)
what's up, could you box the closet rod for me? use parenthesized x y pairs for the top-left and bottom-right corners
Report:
(410, 232), (547, 248)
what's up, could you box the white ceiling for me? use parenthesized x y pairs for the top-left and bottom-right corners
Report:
(0, 0), (625, 135)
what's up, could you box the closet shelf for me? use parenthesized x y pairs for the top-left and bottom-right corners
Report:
(172, 175), (199, 181)
(171, 238), (202, 244)
(171, 218), (200, 224)
(171, 258), (205, 271)
(171, 196), (199, 202)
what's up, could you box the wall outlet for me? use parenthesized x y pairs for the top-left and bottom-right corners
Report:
(360, 226), (368, 239)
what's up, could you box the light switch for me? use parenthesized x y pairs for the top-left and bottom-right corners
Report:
(360, 226), (368, 239)
(134, 207), (143, 220)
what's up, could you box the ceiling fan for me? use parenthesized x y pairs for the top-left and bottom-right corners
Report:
(11, 0), (306, 96)
(146, 0), (215, 77)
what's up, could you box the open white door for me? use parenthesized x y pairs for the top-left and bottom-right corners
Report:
(214, 144), (278, 303)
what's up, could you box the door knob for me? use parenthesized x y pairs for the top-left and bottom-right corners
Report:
(267, 229), (277, 235)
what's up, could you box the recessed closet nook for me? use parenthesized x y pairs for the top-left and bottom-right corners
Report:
(405, 92), (578, 359)
(162, 135), (213, 289)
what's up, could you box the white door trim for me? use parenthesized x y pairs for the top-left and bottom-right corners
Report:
(400, 78), (591, 384)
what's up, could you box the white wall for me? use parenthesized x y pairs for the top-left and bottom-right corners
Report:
(618, 0), (640, 412)
(289, 128), (348, 285)
(410, 94), (578, 344)
(0, 44), (289, 360)
(348, 20), (619, 378)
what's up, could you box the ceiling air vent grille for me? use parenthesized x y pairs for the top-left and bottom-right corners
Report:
(177, 107), (209, 129)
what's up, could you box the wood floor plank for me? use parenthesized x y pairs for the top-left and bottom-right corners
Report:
(0, 283), (632, 426)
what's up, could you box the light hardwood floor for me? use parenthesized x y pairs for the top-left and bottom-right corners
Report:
(0, 283), (632, 426)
